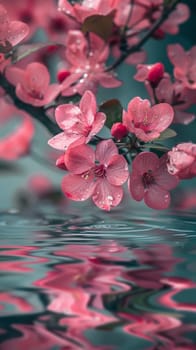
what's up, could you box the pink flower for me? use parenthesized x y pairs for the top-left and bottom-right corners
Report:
(0, 100), (34, 160)
(167, 44), (196, 90)
(155, 76), (196, 125)
(167, 143), (196, 179)
(61, 30), (121, 96)
(134, 62), (165, 86)
(123, 97), (174, 142)
(5, 62), (61, 107)
(48, 90), (106, 151)
(129, 152), (179, 209)
(0, 4), (29, 51)
(62, 139), (129, 210)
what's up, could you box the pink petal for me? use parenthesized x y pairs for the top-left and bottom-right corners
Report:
(23, 62), (50, 94)
(150, 103), (174, 131)
(167, 44), (188, 70)
(58, 0), (76, 17)
(132, 152), (159, 174)
(7, 21), (29, 46)
(15, 84), (45, 107)
(127, 97), (151, 125)
(144, 185), (171, 210)
(87, 112), (106, 141)
(173, 110), (195, 125)
(43, 84), (61, 104)
(98, 73), (122, 88)
(5, 67), (24, 86)
(95, 139), (118, 165)
(128, 172), (144, 201)
(64, 143), (95, 174)
(48, 131), (84, 151)
(92, 179), (123, 211)
(55, 104), (82, 130)
(0, 115), (34, 160)
(107, 155), (129, 185)
(79, 90), (97, 124)
(0, 5), (8, 41)
(62, 173), (95, 201)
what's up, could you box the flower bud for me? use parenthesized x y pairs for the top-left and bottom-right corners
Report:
(111, 122), (128, 141)
(57, 69), (71, 83)
(147, 62), (164, 86)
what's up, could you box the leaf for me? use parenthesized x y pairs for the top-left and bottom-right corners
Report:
(142, 143), (170, 152)
(11, 43), (64, 64)
(156, 128), (177, 141)
(82, 11), (115, 41)
(99, 99), (123, 129)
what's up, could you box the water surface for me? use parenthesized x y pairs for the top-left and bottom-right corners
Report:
(0, 202), (196, 349)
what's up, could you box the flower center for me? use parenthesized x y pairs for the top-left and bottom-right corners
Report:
(142, 170), (155, 188)
(29, 89), (44, 100)
(94, 164), (106, 178)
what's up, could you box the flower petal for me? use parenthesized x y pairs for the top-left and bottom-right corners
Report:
(144, 185), (171, 210)
(23, 62), (50, 94)
(55, 104), (82, 130)
(87, 112), (106, 141)
(150, 103), (174, 131)
(92, 179), (123, 211)
(128, 172), (144, 201)
(64, 144), (95, 174)
(79, 90), (97, 124)
(62, 174), (95, 201)
(95, 139), (118, 165)
(132, 152), (159, 175)
(7, 20), (29, 46)
(107, 155), (129, 185)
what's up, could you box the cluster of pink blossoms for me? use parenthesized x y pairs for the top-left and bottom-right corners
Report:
(0, 0), (195, 211)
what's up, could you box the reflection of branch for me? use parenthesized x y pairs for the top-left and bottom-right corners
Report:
(107, 0), (181, 71)
(0, 72), (60, 135)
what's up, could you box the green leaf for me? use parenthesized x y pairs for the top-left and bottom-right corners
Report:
(155, 128), (177, 141)
(99, 99), (123, 129)
(82, 11), (115, 41)
(11, 43), (64, 64)
(142, 143), (170, 152)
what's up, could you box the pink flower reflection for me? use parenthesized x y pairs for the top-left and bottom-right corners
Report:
(0, 292), (33, 315)
(159, 277), (196, 312)
(0, 323), (75, 350)
(123, 244), (180, 289)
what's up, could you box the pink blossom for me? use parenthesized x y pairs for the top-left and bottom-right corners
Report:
(134, 62), (165, 86)
(111, 122), (128, 141)
(48, 90), (106, 151)
(129, 152), (179, 209)
(5, 62), (61, 107)
(139, 1), (189, 35)
(155, 76), (196, 125)
(61, 30), (121, 96)
(123, 97), (174, 142)
(167, 143), (196, 179)
(167, 44), (196, 90)
(0, 100), (34, 160)
(61, 139), (129, 210)
(0, 4), (29, 50)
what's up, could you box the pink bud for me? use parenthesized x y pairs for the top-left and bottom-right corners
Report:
(111, 122), (128, 141)
(152, 28), (165, 40)
(57, 69), (71, 83)
(147, 62), (165, 86)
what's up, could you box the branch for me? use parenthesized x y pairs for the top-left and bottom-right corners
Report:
(107, 0), (181, 71)
(0, 72), (60, 135)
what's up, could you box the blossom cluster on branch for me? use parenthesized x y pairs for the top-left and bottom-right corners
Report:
(0, 0), (195, 211)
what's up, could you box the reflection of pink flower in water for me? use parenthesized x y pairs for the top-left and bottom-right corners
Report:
(159, 277), (196, 312)
(0, 324), (75, 350)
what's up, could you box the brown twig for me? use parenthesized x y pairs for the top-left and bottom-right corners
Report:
(0, 72), (60, 135)
(107, 0), (181, 71)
